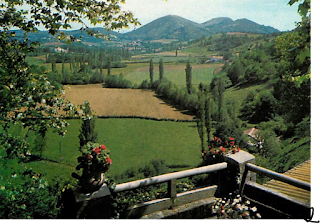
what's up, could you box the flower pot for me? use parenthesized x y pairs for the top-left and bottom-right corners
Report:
(80, 171), (106, 193)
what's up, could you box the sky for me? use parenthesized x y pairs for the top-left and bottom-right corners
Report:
(120, 0), (301, 32)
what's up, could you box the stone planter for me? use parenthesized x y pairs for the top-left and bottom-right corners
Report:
(80, 171), (106, 193)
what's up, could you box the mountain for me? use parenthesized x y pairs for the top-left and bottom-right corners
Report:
(124, 15), (280, 41)
(203, 18), (280, 34)
(202, 17), (233, 27)
(13, 15), (280, 44)
(124, 15), (211, 41)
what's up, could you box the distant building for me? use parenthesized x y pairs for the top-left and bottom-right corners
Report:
(205, 56), (224, 63)
(54, 46), (68, 53)
(243, 128), (263, 148)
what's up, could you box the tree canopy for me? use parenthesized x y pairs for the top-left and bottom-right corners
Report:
(0, 0), (139, 157)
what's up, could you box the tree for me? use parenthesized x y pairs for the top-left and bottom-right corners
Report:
(159, 58), (164, 81)
(204, 89), (212, 144)
(0, 0), (140, 218)
(79, 102), (98, 148)
(107, 55), (112, 76)
(149, 59), (154, 82)
(185, 61), (193, 94)
(197, 84), (206, 153)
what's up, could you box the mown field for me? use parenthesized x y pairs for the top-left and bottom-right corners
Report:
(63, 84), (194, 120)
(23, 118), (202, 183)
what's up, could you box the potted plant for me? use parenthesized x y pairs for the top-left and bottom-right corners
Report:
(73, 142), (112, 192)
(202, 136), (241, 165)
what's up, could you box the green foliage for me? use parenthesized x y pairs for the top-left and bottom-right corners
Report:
(104, 74), (133, 88)
(239, 90), (276, 124)
(159, 58), (164, 81)
(149, 59), (154, 82)
(185, 61), (193, 94)
(78, 102), (98, 148)
(0, 164), (66, 219)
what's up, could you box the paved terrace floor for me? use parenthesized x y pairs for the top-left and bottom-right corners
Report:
(263, 159), (311, 205)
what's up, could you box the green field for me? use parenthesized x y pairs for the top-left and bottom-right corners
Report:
(26, 54), (223, 87)
(23, 118), (202, 183)
(124, 63), (223, 87)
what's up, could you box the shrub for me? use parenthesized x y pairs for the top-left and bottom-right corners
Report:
(104, 74), (133, 89)
(0, 165), (66, 219)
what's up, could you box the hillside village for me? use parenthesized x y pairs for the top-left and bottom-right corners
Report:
(0, 0), (311, 219)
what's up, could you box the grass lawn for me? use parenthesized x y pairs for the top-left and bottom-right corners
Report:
(25, 118), (202, 183)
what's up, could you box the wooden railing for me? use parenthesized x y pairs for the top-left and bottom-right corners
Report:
(240, 163), (311, 219)
(113, 162), (228, 218)
(240, 163), (311, 193)
(114, 162), (227, 193)
(74, 162), (228, 218)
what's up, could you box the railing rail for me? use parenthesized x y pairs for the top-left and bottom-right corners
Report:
(113, 162), (228, 193)
(241, 163), (311, 194)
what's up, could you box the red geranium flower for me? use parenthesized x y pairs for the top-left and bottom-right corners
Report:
(92, 147), (101, 155)
(217, 138), (222, 144)
(220, 146), (226, 153)
(106, 157), (112, 164)
(230, 141), (235, 147)
(232, 148), (237, 154)
(213, 136), (217, 141)
(229, 136), (235, 141)
(214, 150), (219, 155)
(238, 147), (241, 152)
(100, 144), (107, 150)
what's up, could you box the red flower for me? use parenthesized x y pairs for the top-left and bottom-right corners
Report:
(92, 147), (101, 155)
(229, 136), (235, 141)
(214, 150), (219, 155)
(213, 136), (217, 141)
(88, 154), (93, 161)
(220, 146), (226, 153)
(238, 147), (241, 152)
(230, 141), (235, 147)
(225, 141), (229, 146)
(232, 148), (237, 154)
(100, 144), (107, 150)
(106, 157), (112, 164)
(221, 205), (225, 210)
(217, 138), (222, 144)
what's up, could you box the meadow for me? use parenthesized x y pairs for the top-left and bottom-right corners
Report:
(124, 63), (224, 87)
(26, 53), (223, 88)
(23, 118), (202, 184)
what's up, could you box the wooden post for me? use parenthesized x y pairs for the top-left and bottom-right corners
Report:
(168, 179), (177, 208)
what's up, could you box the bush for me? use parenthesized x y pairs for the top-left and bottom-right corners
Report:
(104, 74), (133, 89)
(0, 165), (66, 219)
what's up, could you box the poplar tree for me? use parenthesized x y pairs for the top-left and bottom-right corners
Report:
(197, 83), (206, 153)
(185, 60), (193, 94)
(159, 58), (164, 81)
(149, 59), (154, 82)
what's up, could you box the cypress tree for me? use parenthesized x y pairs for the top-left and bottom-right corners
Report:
(79, 101), (98, 148)
(204, 88), (212, 144)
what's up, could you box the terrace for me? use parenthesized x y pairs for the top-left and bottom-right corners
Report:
(70, 151), (311, 219)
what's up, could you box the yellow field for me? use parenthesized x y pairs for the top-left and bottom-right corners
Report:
(63, 84), (194, 120)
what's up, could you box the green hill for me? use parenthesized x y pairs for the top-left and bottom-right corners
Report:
(124, 15), (211, 41)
